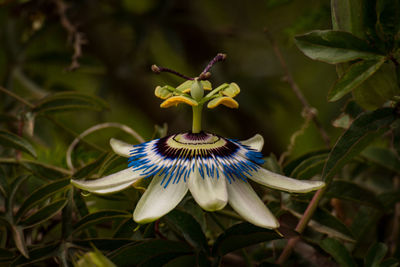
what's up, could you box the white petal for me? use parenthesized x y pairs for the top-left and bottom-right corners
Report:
(133, 174), (188, 224)
(71, 168), (141, 194)
(227, 179), (279, 229)
(187, 167), (228, 211)
(110, 138), (133, 158)
(241, 134), (264, 152)
(248, 167), (325, 193)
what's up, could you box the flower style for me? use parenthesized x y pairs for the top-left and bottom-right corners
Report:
(71, 132), (324, 229)
(71, 53), (325, 229)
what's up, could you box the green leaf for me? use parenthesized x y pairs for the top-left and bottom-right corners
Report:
(113, 218), (137, 238)
(73, 189), (90, 217)
(20, 199), (68, 228)
(138, 253), (191, 267)
(8, 175), (31, 213)
(10, 243), (59, 267)
(33, 91), (108, 114)
(73, 239), (136, 252)
(365, 242), (388, 267)
(328, 58), (385, 102)
(0, 130), (36, 158)
(20, 160), (70, 179)
(164, 255), (196, 267)
(73, 210), (130, 234)
(295, 30), (382, 64)
(379, 191), (400, 210)
(290, 153), (328, 179)
(0, 168), (9, 198)
(11, 225), (29, 259)
(288, 201), (354, 242)
(0, 248), (15, 260)
(212, 222), (280, 256)
(15, 178), (70, 221)
(376, 0), (400, 46)
(73, 153), (109, 179)
(164, 209), (207, 251)
(325, 180), (383, 208)
(322, 108), (396, 184)
(331, 0), (364, 38)
(353, 62), (400, 110)
(380, 258), (400, 267)
(362, 146), (400, 173)
(350, 206), (382, 253)
(108, 239), (192, 267)
(283, 150), (329, 175)
(320, 238), (357, 267)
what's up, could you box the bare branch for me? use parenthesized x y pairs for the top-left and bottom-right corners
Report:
(264, 29), (330, 148)
(54, 0), (87, 71)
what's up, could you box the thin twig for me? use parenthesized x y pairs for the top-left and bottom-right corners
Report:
(264, 29), (330, 148)
(66, 122), (145, 171)
(54, 0), (87, 71)
(0, 86), (34, 108)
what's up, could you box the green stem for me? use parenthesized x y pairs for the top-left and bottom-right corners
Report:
(192, 105), (203, 133)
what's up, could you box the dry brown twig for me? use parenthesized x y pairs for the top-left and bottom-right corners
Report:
(54, 0), (87, 71)
(264, 28), (331, 150)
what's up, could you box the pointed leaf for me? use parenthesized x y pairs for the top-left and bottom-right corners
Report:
(11, 225), (29, 259)
(0, 130), (36, 158)
(73, 239), (136, 251)
(33, 91), (108, 114)
(73, 210), (130, 234)
(362, 146), (400, 173)
(283, 150), (329, 175)
(380, 258), (399, 267)
(331, 0), (364, 38)
(212, 222), (280, 256)
(328, 58), (385, 102)
(164, 209), (207, 251)
(10, 243), (59, 266)
(325, 180), (383, 208)
(16, 178), (70, 221)
(322, 108), (396, 184)
(353, 62), (400, 110)
(8, 175), (31, 213)
(320, 238), (357, 267)
(20, 199), (68, 228)
(288, 201), (354, 242)
(295, 30), (382, 64)
(376, 0), (400, 45)
(290, 153), (328, 179)
(365, 242), (388, 267)
(0, 168), (9, 198)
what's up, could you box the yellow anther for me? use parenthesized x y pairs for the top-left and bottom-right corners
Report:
(207, 96), (239, 109)
(222, 82), (240, 97)
(160, 96), (198, 108)
(155, 86), (173, 99)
